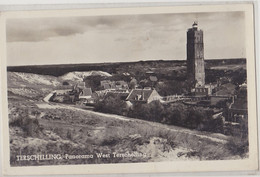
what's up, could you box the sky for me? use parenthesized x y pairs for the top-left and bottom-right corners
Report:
(6, 11), (245, 66)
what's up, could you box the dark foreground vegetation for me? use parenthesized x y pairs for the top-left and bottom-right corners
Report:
(94, 97), (247, 134)
(94, 96), (248, 156)
(8, 99), (248, 166)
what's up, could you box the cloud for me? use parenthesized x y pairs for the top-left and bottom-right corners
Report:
(7, 18), (87, 42)
(7, 11), (246, 66)
(6, 13), (191, 42)
(7, 15), (137, 42)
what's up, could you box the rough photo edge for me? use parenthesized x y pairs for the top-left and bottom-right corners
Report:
(0, 3), (259, 176)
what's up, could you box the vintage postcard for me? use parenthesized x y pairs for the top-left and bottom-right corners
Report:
(0, 3), (258, 176)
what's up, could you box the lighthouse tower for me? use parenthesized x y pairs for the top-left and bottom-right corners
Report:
(187, 22), (205, 87)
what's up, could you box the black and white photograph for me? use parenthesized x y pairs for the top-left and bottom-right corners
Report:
(0, 3), (258, 175)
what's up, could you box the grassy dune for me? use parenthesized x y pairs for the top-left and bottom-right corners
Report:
(8, 97), (245, 166)
(7, 71), (247, 166)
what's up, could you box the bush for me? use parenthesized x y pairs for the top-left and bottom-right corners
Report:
(204, 116), (224, 133)
(9, 113), (41, 137)
(185, 107), (208, 129)
(83, 75), (105, 91)
(226, 135), (248, 157)
(127, 101), (165, 122)
(94, 95), (127, 115)
(155, 80), (189, 96)
(62, 81), (70, 85)
(163, 104), (187, 126)
(95, 97), (224, 134)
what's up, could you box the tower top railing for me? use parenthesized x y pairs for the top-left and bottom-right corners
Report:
(192, 21), (198, 29)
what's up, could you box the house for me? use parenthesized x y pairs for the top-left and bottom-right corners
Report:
(149, 76), (158, 82)
(227, 97), (247, 122)
(92, 90), (107, 101)
(100, 89), (130, 101)
(227, 84), (247, 122)
(105, 91), (130, 101)
(146, 71), (155, 76)
(115, 81), (129, 89)
(195, 87), (208, 96)
(52, 88), (80, 103)
(109, 89), (129, 93)
(77, 82), (86, 89)
(103, 83), (111, 90)
(100, 80), (129, 90)
(79, 88), (92, 99)
(214, 83), (236, 96)
(100, 80), (116, 90)
(126, 89), (162, 104)
(195, 84), (214, 96)
(54, 89), (72, 96)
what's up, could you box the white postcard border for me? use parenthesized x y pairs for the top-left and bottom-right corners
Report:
(0, 3), (258, 175)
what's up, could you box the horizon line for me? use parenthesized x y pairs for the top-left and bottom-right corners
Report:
(7, 57), (246, 67)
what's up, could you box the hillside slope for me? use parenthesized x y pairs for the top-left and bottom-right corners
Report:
(7, 70), (112, 99)
(6, 71), (246, 166)
(8, 72), (61, 87)
(7, 72), (63, 99)
(59, 71), (112, 81)
(9, 98), (242, 166)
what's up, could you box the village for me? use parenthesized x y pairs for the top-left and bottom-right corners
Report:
(49, 70), (247, 122)
(48, 22), (247, 130)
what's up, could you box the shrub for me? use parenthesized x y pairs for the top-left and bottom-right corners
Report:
(185, 107), (209, 129)
(127, 101), (165, 122)
(95, 97), (224, 134)
(155, 80), (189, 96)
(9, 113), (41, 137)
(143, 101), (165, 122)
(163, 104), (187, 126)
(204, 116), (224, 133)
(226, 135), (248, 157)
(94, 95), (127, 115)
(62, 81), (70, 85)
(83, 75), (105, 91)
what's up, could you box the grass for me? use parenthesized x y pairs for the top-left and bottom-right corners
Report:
(8, 83), (248, 167)
(5, 64), (249, 167)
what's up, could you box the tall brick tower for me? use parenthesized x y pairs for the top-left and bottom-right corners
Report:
(187, 22), (205, 87)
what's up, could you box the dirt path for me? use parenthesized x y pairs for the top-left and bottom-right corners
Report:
(144, 121), (228, 144)
(43, 91), (55, 103)
(37, 102), (130, 122)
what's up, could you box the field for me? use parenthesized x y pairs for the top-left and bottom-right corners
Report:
(6, 60), (248, 166)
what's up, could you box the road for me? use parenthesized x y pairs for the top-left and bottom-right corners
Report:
(43, 91), (55, 103)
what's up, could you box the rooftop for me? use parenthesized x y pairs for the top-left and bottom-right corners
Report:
(126, 89), (156, 102)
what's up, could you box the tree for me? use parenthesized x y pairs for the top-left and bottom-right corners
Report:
(231, 69), (246, 85)
(129, 78), (137, 89)
(164, 104), (187, 126)
(127, 100), (165, 122)
(204, 116), (224, 133)
(94, 95), (127, 115)
(62, 81), (70, 85)
(145, 100), (165, 122)
(186, 107), (209, 129)
(83, 75), (105, 91)
(110, 74), (131, 82)
(155, 80), (189, 96)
